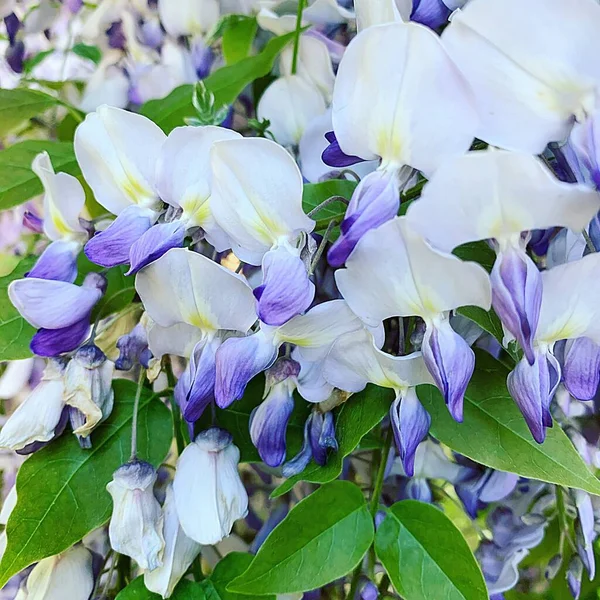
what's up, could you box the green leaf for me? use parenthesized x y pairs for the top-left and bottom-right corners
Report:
(200, 375), (309, 463)
(71, 43), (102, 64)
(271, 385), (392, 498)
(229, 481), (374, 595)
(22, 50), (54, 74)
(222, 16), (258, 64)
(418, 352), (600, 495)
(141, 31), (297, 132)
(0, 88), (60, 136)
(302, 179), (356, 238)
(0, 140), (80, 210)
(453, 241), (496, 272)
(456, 305), (504, 345)
(0, 381), (173, 588)
(375, 500), (487, 600)
(116, 577), (206, 599)
(0, 257), (35, 360)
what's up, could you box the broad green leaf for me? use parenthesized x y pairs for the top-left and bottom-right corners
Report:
(229, 481), (374, 594)
(0, 140), (80, 210)
(456, 305), (504, 345)
(23, 50), (54, 73)
(116, 577), (206, 599)
(271, 385), (392, 498)
(0, 381), (173, 587)
(375, 500), (487, 600)
(0, 257), (35, 360)
(0, 88), (60, 136)
(72, 43), (102, 64)
(222, 16), (258, 64)
(199, 375), (309, 463)
(454, 241), (496, 272)
(418, 352), (600, 495)
(141, 31), (297, 132)
(302, 179), (356, 238)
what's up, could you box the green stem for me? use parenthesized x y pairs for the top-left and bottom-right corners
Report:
(346, 561), (363, 600)
(291, 0), (305, 74)
(129, 369), (145, 461)
(582, 229), (597, 254)
(165, 358), (188, 454)
(369, 428), (393, 518)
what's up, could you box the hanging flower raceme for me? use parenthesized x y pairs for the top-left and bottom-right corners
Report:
(28, 151), (88, 283)
(8, 271), (107, 356)
(326, 20), (477, 265)
(335, 216), (492, 421)
(506, 252), (600, 442)
(173, 427), (248, 545)
(441, 0), (600, 153)
(323, 328), (434, 475)
(406, 149), (600, 364)
(135, 247), (256, 422)
(210, 137), (316, 326)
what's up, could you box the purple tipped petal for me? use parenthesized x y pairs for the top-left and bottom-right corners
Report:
(254, 245), (315, 326)
(31, 315), (91, 357)
(562, 337), (600, 400)
(327, 170), (400, 267)
(507, 349), (561, 443)
(321, 130), (365, 168)
(214, 330), (278, 408)
(250, 379), (295, 467)
(491, 247), (542, 365)
(411, 0), (451, 28)
(175, 338), (220, 423)
(567, 556), (583, 600)
(126, 220), (186, 275)
(27, 240), (80, 283)
(85, 205), (154, 268)
(422, 318), (474, 422)
(115, 323), (149, 371)
(390, 389), (431, 477)
(309, 411), (338, 466)
(23, 210), (44, 233)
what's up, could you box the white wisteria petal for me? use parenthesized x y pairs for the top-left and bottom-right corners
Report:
(135, 248), (256, 334)
(336, 217), (492, 326)
(79, 51), (130, 113)
(332, 22), (476, 175)
(158, 0), (219, 36)
(32, 152), (86, 242)
(256, 8), (302, 35)
(8, 278), (102, 329)
(354, 0), (403, 30)
(442, 0), (600, 153)
(74, 105), (166, 215)
(0, 360), (65, 451)
(258, 76), (327, 148)
(173, 429), (248, 545)
(144, 486), (201, 599)
(210, 137), (314, 264)
(303, 0), (354, 25)
(0, 358), (34, 400)
(26, 545), (94, 600)
(147, 321), (204, 359)
(293, 351), (334, 403)
(280, 36), (335, 101)
(406, 150), (600, 252)
(324, 328), (434, 392)
(536, 253), (600, 345)
(272, 299), (368, 361)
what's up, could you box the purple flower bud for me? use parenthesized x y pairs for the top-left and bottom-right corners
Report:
(191, 38), (215, 79)
(85, 206), (154, 268)
(6, 39), (24, 74)
(390, 389), (431, 477)
(545, 554), (562, 580)
(328, 170), (400, 267)
(402, 478), (433, 503)
(411, 0), (451, 29)
(567, 556), (583, 600)
(456, 469), (518, 518)
(574, 490), (597, 579)
(126, 220), (186, 275)
(23, 210), (44, 233)
(562, 337), (600, 400)
(321, 131), (365, 168)
(106, 21), (126, 50)
(115, 324), (150, 371)
(491, 246), (542, 365)
(4, 14), (20, 46)
(422, 317), (474, 422)
(254, 244), (315, 326)
(360, 580), (378, 600)
(569, 110), (600, 191)
(507, 349), (561, 443)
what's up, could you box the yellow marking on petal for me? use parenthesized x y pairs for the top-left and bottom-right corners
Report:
(121, 172), (154, 205)
(49, 203), (72, 237)
(182, 195), (211, 227)
(376, 128), (403, 167)
(187, 310), (217, 334)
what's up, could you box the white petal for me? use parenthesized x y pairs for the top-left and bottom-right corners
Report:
(273, 299), (366, 361)
(158, 0), (219, 36)
(293, 350), (334, 403)
(406, 149), (600, 251)
(135, 248), (257, 333)
(0, 358), (34, 400)
(324, 328), (433, 392)
(354, 0), (403, 30)
(210, 137), (314, 264)
(304, 0), (355, 25)
(8, 278), (102, 329)
(332, 22), (476, 175)
(32, 152), (86, 242)
(537, 252), (600, 345)
(147, 321), (204, 359)
(256, 8), (301, 35)
(74, 105), (166, 215)
(442, 0), (600, 152)
(0, 485), (17, 526)
(26, 546), (94, 600)
(336, 217), (492, 325)
(79, 54), (130, 112)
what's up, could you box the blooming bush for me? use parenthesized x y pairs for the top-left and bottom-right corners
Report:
(1, 0), (600, 598)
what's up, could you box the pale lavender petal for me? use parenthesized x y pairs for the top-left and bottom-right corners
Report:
(574, 490), (596, 579)
(422, 318), (474, 422)
(126, 220), (186, 275)
(254, 245), (315, 326)
(27, 240), (80, 283)
(562, 337), (600, 400)
(491, 247), (542, 365)
(85, 205), (154, 268)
